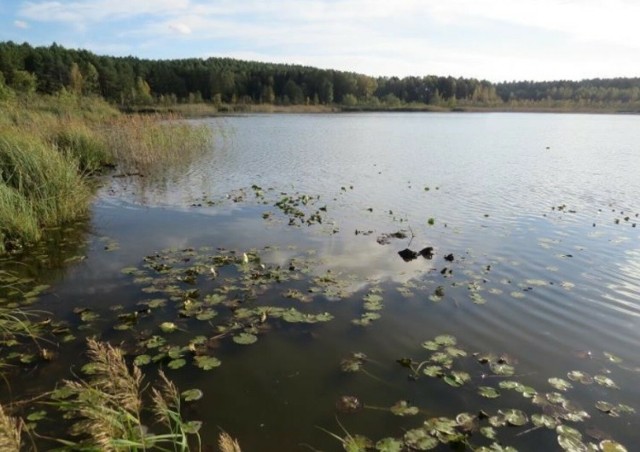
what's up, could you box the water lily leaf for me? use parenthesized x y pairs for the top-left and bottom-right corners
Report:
(445, 346), (467, 358)
(549, 377), (573, 391)
(595, 401), (614, 413)
(423, 366), (443, 377)
(336, 395), (362, 413)
(79, 310), (99, 322)
(546, 392), (567, 404)
(480, 426), (497, 439)
(424, 417), (458, 435)
(476, 444), (518, 452)
(344, 435), (373, 452)
(434, 335), (456, 346)
(531, 413), (558, 429)
(134, 354), (151, 366)
(556, 424), (591, 447)
(182, 420), (202, 434)
(599, 440), (628, 452)
(615, 404), (635, 414)
(567, 370), (593, 385)
(159, 322), (178, 333)
(444, 371), (470, 387)
(429, 352), (453, 368)
(341, 353), (366, 372)
(375, 437), (403, 452)
(422, 340), (439, 351)
(603, 352), (623, 364)
(167, 358), (186, 369)
(557, 425), (586, 451)
(488, 415), (507, 428)
(196, 309), (217, 321)
(120, 267), (139, 275)
(403, 428), (438, 450)
(232, 332), (258, 345)
(26, 410), (47, 421)
(499, 381), (523, 390)
(478, 386), (500, 398)
(352, 312), (381, 326)
(390, 400), (419, 416)
(145, 335), (166, 349)
(194, 355), (221, 370)
(594, 375), (618, 389)
(490, 362), (515, 376)
(181, 389), (204, 402)
(502, 409), (528, 426)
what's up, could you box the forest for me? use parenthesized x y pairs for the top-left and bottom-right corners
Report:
(2, 40), (640, 111)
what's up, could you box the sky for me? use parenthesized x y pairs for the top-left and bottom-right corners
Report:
(1, 0), (640, 82)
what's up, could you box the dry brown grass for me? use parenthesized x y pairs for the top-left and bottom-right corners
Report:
(0, 403), (22, 452)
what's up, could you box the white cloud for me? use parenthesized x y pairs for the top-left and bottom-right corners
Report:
(19, 0), (189, 23)
(14, 20), (29, 29)
(168, 22), (191, 35)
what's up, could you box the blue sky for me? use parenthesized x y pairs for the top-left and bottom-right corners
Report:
(1, 0), (639, 82)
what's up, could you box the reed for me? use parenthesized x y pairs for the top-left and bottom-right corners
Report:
(51, 339), (203, 451)
(104, 114), (212, 173)
(0, 403), (22, 452)
(0, 131), (91, 236)
(0, 94), (212, 253)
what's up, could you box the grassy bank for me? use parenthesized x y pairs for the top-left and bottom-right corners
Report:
(0, 93), (212, 253)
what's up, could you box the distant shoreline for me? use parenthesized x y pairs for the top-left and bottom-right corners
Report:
(124, 103), (640, 117)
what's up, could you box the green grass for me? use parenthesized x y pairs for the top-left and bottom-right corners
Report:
(0, 130), (92, 248)
(0, 93), (212, 253)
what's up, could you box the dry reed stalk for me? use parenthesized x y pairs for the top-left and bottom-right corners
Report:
(218, 431), (242, 452)
(0, 403), (22, 452)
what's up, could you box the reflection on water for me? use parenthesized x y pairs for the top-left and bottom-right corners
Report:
(3, 113), (640, 451)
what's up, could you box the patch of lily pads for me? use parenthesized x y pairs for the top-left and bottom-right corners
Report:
(327, 334), (634, 451)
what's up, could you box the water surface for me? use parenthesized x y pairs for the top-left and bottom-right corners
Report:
(3, 112), (640, 451)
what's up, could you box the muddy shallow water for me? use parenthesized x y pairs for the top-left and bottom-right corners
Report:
(2, 112), (640, 451)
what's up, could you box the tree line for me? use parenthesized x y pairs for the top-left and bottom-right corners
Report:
(2, 41), (640, 109)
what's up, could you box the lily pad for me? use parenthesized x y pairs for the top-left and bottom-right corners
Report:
(134, 354), (151, 366)
(167, 358), (186, 370)
(478, 386), (500, 399)
(422, 340), (439, 351)
(594, 375), (618, 389)
(603, 352), (623, 364)
(499, 381), (523, 390)
(434, 335), (457, 346)
(502, 409), (528, 426)
(194, 355), (221, 370)
(403, 428), (438, 450)
(549, 377), (573, 391)
(490, 362), (515, 376)
(375, 437), (403, 452)
(159, 322), (178, 333)
(444, 371), (470, 387)
(567, 370), (593, 385)
(390, 400), (419, 416)
(181, 389), (204, 402)
(531, 413), (558, 429)
(233, 333), (258, 345)
(480, 426), (497, 439)
(599, 440), (627, 452)
(595, 401), (615, 413)
(423, 366), (443, 377)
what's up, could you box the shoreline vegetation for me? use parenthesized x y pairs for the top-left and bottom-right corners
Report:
(0, 90), (212, 254)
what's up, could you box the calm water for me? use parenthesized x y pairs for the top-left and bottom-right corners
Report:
(3, 113), (640, 451)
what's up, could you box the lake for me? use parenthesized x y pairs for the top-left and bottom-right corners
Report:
(2, 112), (640, 451)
